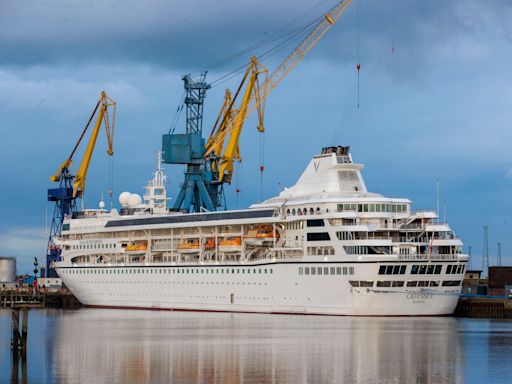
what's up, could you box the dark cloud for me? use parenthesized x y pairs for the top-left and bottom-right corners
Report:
(1, 0), (510, 74)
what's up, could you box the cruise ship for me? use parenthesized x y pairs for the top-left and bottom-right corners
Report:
(54, 146), (467, 316)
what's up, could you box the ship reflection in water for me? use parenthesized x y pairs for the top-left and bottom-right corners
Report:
(2, 309), (512, 383)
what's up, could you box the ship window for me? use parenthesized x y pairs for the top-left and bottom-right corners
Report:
(311, 268), (316, 275)
(324, 267), (329, 275)
(307, 233), (330, 241)
(349, 267), (354, 275)
(330, 267), (335, 275)
(400, 265), (406, 274)
(305, 267), (310, 275)
(418, 281), (428, 287)
(419, 265), (427, 274)
(349, 281), (360, 287)
(317, 267), (322, 275)
(434, 265), (442, 274)
(343, 267), (347, 275)
(407, 281), (418, 287)
(232, 269), (235, 274)
(309, 208), (314, 215)
(292, 209), (296, 215)
(299, 267), (303, 275)
(336, 267), (342, 275)
(385, 265), (393, 274)
(360, 281), (373, 287)
(442, 280), (462, 286)
(377, 281), (391, 287)
(369, 204), (375, 212)
(430, 281), (440, 287)
(259, 269), (262, 274)
(411, 265), (419, 274)
(393, 265), (400, 275)
(307, 219), (324, 227)
(446, 265), (452, 274)
(363, 204), (368, 212)
(392, 281), (404, 287)
(427, 265), (434, 274)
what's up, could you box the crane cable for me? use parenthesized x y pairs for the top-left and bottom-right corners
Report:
(193, 0), (337, 78)
(356, 0), (361, 109)
(210, 16), (323, 88)
(391, 0), (395, 55)
(259, 131), (265, 202)
(169, 91), (186, 134)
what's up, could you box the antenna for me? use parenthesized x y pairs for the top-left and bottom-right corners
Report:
(497, 242), (502, 267)
(436, 177), (439, 223)
(482, 225), (489, 277)
(468, 245), (472, 270)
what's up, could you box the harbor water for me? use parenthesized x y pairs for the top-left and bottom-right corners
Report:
(1, 309), (511, 383)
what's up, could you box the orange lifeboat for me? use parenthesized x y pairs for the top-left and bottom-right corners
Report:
(245, 225), (275, 246)
(177, 239), (200, 254)
(125, 241), (148, 252)
(204, 238), (215, 250)
(219, 237), (242, 253)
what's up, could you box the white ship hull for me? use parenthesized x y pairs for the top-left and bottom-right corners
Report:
(57, 260), (463, 316)
(55, 146), (467, 317)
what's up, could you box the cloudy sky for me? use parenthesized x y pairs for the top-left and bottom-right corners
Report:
(1, 0), (511, 273)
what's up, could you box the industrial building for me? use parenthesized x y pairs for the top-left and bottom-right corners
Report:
(0, 256), (16, 284)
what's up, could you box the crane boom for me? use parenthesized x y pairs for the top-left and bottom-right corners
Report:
(50, 91), (116, 198)
(207, 57), (268, 184)
(73, 91), (116, 198)
(205, 0), (352, 157)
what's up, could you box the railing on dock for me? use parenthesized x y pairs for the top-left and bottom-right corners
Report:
(1, 291), (45, 309)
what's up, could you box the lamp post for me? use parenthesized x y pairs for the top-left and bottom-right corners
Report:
(33, 257), (39, 292)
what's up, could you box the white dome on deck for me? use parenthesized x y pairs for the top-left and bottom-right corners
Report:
(119, 192), (132, 207)
(128, 194), (142, 207)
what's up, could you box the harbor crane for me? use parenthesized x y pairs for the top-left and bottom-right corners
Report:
(46, 91), (116, 277)
(162, 0), (352, 212)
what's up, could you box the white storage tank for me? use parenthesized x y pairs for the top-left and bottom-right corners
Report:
(0, 256), (16, 283)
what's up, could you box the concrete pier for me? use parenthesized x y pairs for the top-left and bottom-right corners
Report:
(454, 297), (512, 319)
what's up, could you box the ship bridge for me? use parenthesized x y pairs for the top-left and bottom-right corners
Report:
(258, 146), (382, 207)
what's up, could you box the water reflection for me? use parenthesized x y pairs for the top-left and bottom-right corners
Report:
(2, 309), (511, 383)
(49, 310), (464, 384)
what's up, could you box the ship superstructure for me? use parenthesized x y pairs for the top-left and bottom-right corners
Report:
(54, 146), (467, 316)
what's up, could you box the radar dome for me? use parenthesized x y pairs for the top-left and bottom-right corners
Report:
(99, 200), (105, 209)
(128, 193), (142, 207)
(119, 192), (132, 207)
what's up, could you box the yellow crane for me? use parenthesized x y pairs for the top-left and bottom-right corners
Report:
(50, 91), (116, 199)
(206, 56), (268, 184)
(205, 0), (352, 185)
